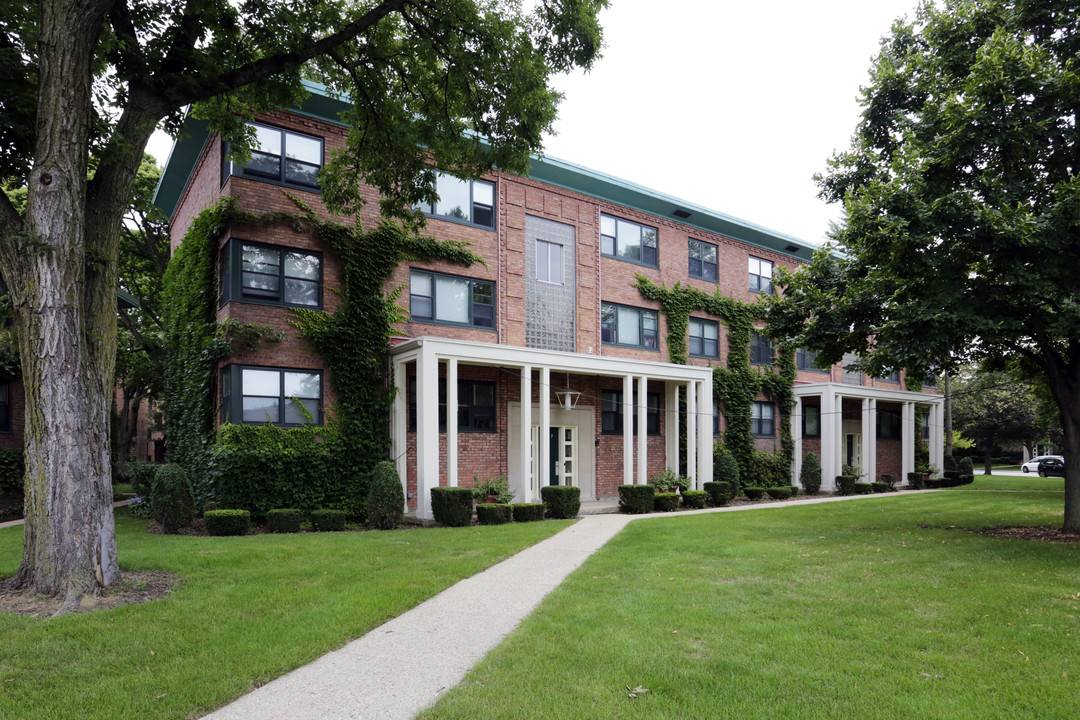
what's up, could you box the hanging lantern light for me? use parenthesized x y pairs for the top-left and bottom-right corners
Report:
(555, 372), (580, 409)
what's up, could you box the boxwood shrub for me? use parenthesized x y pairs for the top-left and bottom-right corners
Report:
(125, 460), (157, 499)
(681, 490), (707, 509)
(311, 508), (347, 532)
(205, 509), (251, 536)
(541, 485), (580, 519)
(703, 481), (732, 507)
(908, 471), (925, 489)
(151, 463), (195, 534)
(743, 486), (765, 500)
(789, 485), (799, 498)
(799, 452), (821, 494)
(511, 503), (545, 522)
(619, 484), (654, 514)
(961, 474), (974, 485)
(653, 492), (680, 512)
(431, 487), (474, 527)
(267, 508), (302, 533)
(765, 486), (794, 500)
(836, 475), (858, 495)
(853, 483), (874, 495)
(366, 460), (405, 530)
(476, 503), (512, 525)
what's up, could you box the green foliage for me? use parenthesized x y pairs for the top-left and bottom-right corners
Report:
(151, 464), (195, 534)
(765, 486), (794, 500)
(702, 481), (733, 507)
(125, 461), (158, 500)
(800, 452), (822, 495)
(476, 503), (512, 525)
(713, 446), (741, 494)
(472, 475), (514, 504)
(943, 454), (958, 473)
(908, 472), (926, 490)
(618, 485), (654, 514)
(653, 492), (680, 512)
(204, 509), (251, 536)
(958, 456), (974, 476)
(266, 509), (302, 533)
(511, 503), (546, 523)
(681, 489), (707, 509)
(540, 485), (581, 519)
(749, 450), (790, 488)
(871, 482), (892, 494)
(836, 475), (858, 496)
(647, 468), (689, 493)
(0, 448), (23, 493)
(743, 486), (765, 500)
(367, 461), (405, 530)
(311, 509), (347, 532)
(431, 487), (474, 527)
(854, 483), (875, 495)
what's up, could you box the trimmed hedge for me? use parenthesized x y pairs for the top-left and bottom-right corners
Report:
(267, 508), (302, 533)
(681, 489), (707, 509)
(205, 509), (251, 536)
(853, 483), (875, 495)
(836, 475), (858, 495)
(653, 492), (680, 512)
(151, 464), (195, 534)
(908, 471), (925, 489)
(511, 503), (545, 522)
(311, 508), (347, 532)
(799, 452), (821, 495)
(619, 484), (654, 514)
(431, 487), (474, 527)
(765, 486), (794, 500)
(871, 481), (891, 493)
(789, 485), (799, 498)
(961, 474), (974, 485)
(703, 481), (733, 507)
(743, 486), (765, 500)
(367, 460), (405, 530)
(476, 503), (512, 525)
(714, 449), (740, 496)
(541, 485), (580, 519)
(958, 456), (974, 476)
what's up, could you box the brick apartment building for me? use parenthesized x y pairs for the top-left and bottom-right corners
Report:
(154, 81), (943, 519)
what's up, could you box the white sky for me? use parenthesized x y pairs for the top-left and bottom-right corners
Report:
(147, 0), (922, 246)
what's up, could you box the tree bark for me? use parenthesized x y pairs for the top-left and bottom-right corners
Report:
(944, 374), (953, 457)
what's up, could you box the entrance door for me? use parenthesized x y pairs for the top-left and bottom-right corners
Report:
(532, 425), (577, 487)
(844, 433), (862, 472)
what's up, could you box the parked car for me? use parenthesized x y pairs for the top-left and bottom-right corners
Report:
(1037, 457), (1066, 478)
(1022, 455), (1063, 473)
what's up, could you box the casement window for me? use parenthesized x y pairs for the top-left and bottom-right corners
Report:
(601, 390), (660, 435)
(536, 239), (564, 284)
(601, 302), (659, 350)
(410, 270), (495, 328)
(418, 173), (495, 228)
(219, 240), (322, 308)
(408, 378), (496, 433)
(0, 381), (9, 432)
(750, 331), (774, 365)
(221, 122), (322, 190)
(688, 318), (719, 358)
(877, 409), (900, 439)
(600, 214), (658, 267)
(749, 256), (773, 294)
(688, 238), (718, 281)
(802, 405), (821, 438)
(796, 347), (826, 372)
(221, 366), (322, 426)
(752, 401), (775, 437)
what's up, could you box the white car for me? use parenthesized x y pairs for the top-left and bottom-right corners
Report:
(1022, 455), (1063, 473)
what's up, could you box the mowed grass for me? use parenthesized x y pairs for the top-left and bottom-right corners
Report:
(420, 487), (1079, 720)
(958, 473), (1065, 492)
(0, 514), (570, 720)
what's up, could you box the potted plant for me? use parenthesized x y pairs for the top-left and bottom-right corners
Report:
(648, 468), (689, 494)
(472, 475), (515, 504)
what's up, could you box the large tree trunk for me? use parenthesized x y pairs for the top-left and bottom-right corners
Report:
(1058, 398), (1080, 534)
(115, 387), (142, 477)
(982, 437), (995, 476)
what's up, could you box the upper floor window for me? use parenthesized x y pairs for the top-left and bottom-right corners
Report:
(410, 270), (494, 328)
(752, 401), (775, 437)
(601, 214), (658, 267)
(419, 173), (495, 229)
(842, 352), (863, 385)
(601, 390), (660, 435)
(920, 408), (931, 439)
(601, 302), (658, 350)
(880, 369), (901, 383)
(220, 240), (322, 308)
(536, 239), (563, 284)
(221, 366), (322, 427)
(749, 256), (773, 294)
(796, 347), (827, 373)
(408, 378), (496, 433)
(802, 405), (820, 438)
(877, 408), (901, 439)
(222, 122), (322, 190)
(688, 238), (718, 281)
(0, 381), (9, 432)
(750, 331), (774, 365)
(689, 318), (719, 358)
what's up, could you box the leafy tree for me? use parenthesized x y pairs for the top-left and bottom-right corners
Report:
(0, 0), (605, 606)
(950, 371), (1037, 475)
(767, 0), (1080, 531)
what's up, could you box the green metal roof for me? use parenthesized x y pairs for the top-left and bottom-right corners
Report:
(153, 81), (818, 261)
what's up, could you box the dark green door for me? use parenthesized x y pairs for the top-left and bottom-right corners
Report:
(549, 427), (560, 485)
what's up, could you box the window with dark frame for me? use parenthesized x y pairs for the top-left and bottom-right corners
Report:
(536, 239), (563, 284)
(407, 378), (496, 432)
(600, 302), (659, 350)
(220, 240), (322, 308)
(222, 122), (323, 190)
(688, 238), (718, 281)
(802, 405), (821, 438)
(752, 401), (775, 437)
(749, 256), (773, 294)
(600, 214), (658, 267)
(601, 390), (660, 435)
(410, 270), (495, 328)
(750, 331), (774, 365)
(796, 347), (826, 372)
(688, 317), (719, 358)
(418, 173), (495, 229)
(221, 366), (323, 427)
(877, 409), (901, 439)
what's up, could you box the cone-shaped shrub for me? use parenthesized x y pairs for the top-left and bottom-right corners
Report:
(367, 461), (405, 530)
(800, 452), (822, 495)
(151, 463), (195, 534)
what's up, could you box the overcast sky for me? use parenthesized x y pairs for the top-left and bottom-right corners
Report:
(148, 0), (923, 246)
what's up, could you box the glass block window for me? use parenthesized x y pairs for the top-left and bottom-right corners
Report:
(536, 239), (563, 284)
(600, 214), (658, 267)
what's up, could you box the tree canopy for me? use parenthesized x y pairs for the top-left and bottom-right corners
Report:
(950, 370), (1038, 475)
(766, 0), (1080, 530)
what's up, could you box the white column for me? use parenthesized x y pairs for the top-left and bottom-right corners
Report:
(623, 374), (634, 485)
(686, 381), (697, 488)
(930, 399), (944, 476)
(902, 401), (915, 483)
(415, 344), (438, 520)
(821, 388), (837, 490)
(665, 381), (679, 472)
(519, 366), (532, 501)
(696, 379), (712, 491)
(792, 395), (803, 487)
(446, 358), (458, 488)
(860, 397), (872, 481)
(637, 375), (648, 485)
(539, 366), (551, 497)
(391, 358), (408, 509)
(866, 397), (877, 482)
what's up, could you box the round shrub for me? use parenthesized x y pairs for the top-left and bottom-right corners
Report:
(267, 508), (302, 533)
(871, 481), (891, 493)
(367, 461), (405, 530)
(431, 487), (474, 527)
(703, 481), (732, 507)
(512, 503), (545, 522)
(653, 492), (680, 512)
(681, 489), (707, 509)
(126, 461), (157, 500)
(958, 456), (974, 475)
(205, 509), (251, 536)
(311, 508), (347, 531)
(836, 475), (858, 495)
(789, 485), (799, 498)
(151, 463), (195, 534)
(908, 471), (925, 489)
(619, 484), (654, 514)
(743, 486), (765, 500)
(765, 486), (794, 500)
(854, 483), (874, 495)
(800, 452), (822, 495)
(476, 503), (512, 525)
(541, 485), (581, 519)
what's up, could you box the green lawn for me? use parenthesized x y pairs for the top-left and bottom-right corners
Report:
(0, 513), (570, 720)
(420, 485), (1079, 719)
(957, 473), (1065, 492)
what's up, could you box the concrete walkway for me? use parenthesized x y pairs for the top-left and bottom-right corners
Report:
(0, 499), (133, 530)
(203, 490), (924, 720)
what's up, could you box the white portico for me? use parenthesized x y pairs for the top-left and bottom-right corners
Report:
(389, 337), (714, 520)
